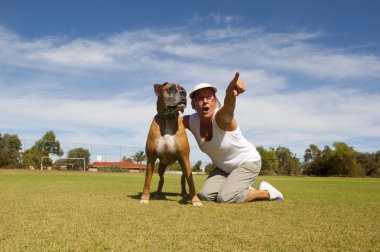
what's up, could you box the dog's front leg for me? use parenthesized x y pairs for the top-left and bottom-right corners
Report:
(180, 174), (187, 197)
(140, 159), (155, 204)
(180, 158), (202, 206)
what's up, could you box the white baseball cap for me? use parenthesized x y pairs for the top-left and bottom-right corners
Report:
(189, 83), (217, 99)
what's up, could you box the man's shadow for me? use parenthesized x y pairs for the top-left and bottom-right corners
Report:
(128, 192), (190, 205)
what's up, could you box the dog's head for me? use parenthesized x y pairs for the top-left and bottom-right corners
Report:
(154, 82), (187, 115)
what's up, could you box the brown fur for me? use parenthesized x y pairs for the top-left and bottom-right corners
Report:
(140, 83), (202, 206)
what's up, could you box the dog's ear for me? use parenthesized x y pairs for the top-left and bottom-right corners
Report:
(154, 84), (161, 96)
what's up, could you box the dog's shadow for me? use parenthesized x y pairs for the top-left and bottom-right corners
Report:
(128, 192), (190, 205)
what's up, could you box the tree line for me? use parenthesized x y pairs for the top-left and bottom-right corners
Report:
(256, 143), (379, 177)
(1, 131), (379, 177)
(0, 131), (89, 170)
(0, 131), (152, 171)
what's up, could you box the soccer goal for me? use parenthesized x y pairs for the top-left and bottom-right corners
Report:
(40, 156), (86, 172)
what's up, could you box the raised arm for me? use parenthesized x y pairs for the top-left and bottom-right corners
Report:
(216, 72), (246, 131)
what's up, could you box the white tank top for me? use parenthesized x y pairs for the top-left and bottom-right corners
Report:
(189, 109), (260, 173)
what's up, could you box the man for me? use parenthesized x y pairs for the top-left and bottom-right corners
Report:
(183, 72), (284, 203)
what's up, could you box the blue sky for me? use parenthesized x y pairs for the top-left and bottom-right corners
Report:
(1, 0), (379, 163)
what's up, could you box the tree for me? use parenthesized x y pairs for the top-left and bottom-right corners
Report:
(373, 151), (380, 177)
(133, 151), (146, 164)
(67, 147), (91, 170)
(34, 130), (64, 157)
(330, 142), (362, 176)
(289, 157), (301, 175)
(304, 144), (322, 163)
(204, 163), (215, 174)
(192, 160), (202, 172)
(304, 142), (365, 177)
(320, 145), (334, 176)
(303, 144), (323, 175)
(23, 130), (63, 167)
(276, 146), (300, 175)
(0, 134), (22, 168)
(356, 152), (378, 176)
(167, 162), (181, 171)
(257, 146), (278, 175)
(22, 148), (41, 168)
(122, 155), (133, 162)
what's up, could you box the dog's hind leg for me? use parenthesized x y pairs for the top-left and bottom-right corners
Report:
(156, 162), (166, 197)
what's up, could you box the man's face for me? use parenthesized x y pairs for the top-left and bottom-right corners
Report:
(192, 88), (216, 118)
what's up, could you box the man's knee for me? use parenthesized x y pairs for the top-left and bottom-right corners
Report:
(216, 190), (245, 203)
(198, 189), (216, 201)
(216, 192), (235, 203)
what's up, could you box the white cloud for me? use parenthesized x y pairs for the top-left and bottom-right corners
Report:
(1, 24), (379, 162)
(29, 40), (113, 68)
(236, 87), (380, 157)
(2, 25), (380, 82)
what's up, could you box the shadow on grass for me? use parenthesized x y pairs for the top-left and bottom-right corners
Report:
(128, 192), (191, 205)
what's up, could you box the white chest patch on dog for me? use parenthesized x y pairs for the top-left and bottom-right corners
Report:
(157, 134), (176, 155)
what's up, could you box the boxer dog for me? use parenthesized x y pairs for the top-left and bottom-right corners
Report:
(140, 82), (202, 206)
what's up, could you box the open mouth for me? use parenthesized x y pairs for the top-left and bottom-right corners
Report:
(202, 106), (209, 113)
(167, 99), (187, 111)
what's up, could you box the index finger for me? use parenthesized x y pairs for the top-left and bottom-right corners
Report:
(232, 72), (240, 82)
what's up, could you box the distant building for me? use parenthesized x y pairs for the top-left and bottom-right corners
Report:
(88, 161), (146, 172)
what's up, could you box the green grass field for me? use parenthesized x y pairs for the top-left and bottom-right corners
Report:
(0, 170), (379, 251)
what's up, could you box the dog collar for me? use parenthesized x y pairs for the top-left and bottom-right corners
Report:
(155, 112), (180, 119)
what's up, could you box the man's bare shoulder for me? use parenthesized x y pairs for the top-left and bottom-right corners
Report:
(182, 115), (190, 129)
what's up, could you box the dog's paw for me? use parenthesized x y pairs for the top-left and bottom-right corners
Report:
(192, 201), (203, 207)
(140, 199), (150, 204)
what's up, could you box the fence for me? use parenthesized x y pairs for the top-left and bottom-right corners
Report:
(18, 139), (144, 163)
(14, 139), (210, 168)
